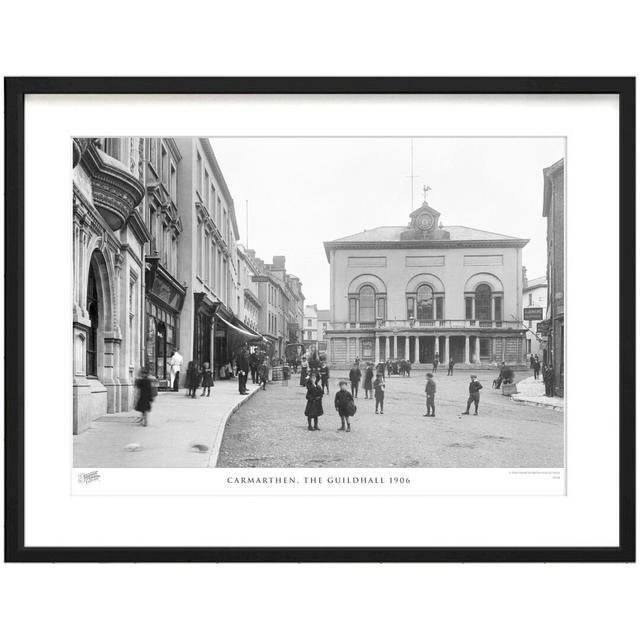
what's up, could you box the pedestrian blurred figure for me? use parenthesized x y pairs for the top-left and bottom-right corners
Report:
(447, 357), (455, 376)
(249, 349), (260, 384)
(185, 361), (200, 398)
(304, 372), (324, 431)
(432, 352), (439, 373)
(406, 359), (412, 377)
(135, 367), (156, 426)
(363, 362), (374, 399)
(200, 362), (214, 397)
(319, 360), (330, 394)
(462, 374), (483, 415)
(258, 359), (269, 390)
(349, 362), (362, 398)
(530, 354), (536, 369)
(376, 361), (386, 381)
(533, 355), (541, 380)
(335, 380), (356, 432)
(236, 347), (249, 395)
(374, 372), (385, 414)
(543, 363), (555, 397)
(424, 372), (436, 417)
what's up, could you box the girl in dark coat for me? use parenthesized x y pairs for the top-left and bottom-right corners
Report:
(200, 361), (214, 397)
(363, 364), (374, 399)
(135, 367), (156, 426)
(304, 372), (324, 431)
(185, 361), (200, 398)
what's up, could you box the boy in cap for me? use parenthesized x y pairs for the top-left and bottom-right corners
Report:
(424, 372), (436, 417)
(334, 380), (355, 432)
(462, 374), (483, 415)
(373, 372), (385, 414)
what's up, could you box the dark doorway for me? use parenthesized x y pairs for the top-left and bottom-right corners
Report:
(86, 263), (99, 377)
(449, 336), (465, 364)
(156, 321), (168, 380)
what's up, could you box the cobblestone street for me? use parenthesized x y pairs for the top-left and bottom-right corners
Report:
(217, 369), (564, 468)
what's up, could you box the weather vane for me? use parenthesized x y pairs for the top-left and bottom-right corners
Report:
(423, 184), (431, 203)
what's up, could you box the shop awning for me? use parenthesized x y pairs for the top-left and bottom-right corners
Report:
(215, 312), (263, 340)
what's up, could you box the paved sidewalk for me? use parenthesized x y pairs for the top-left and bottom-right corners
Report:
(510, 376), (564, 411)
(73, 379), (261, 468)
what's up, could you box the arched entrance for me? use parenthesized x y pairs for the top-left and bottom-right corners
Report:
(86, 263), (99, 377)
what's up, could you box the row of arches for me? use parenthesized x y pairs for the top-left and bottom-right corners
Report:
(347, 272), (504, 324)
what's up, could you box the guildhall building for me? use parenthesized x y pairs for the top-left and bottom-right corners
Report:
(323, 197), (529, 369)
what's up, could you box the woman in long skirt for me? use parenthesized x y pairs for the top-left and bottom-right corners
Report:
(304, 372), (324, 430)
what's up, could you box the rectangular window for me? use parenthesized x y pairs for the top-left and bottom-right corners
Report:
(197, 221), (203, 277)
(162, 225), (169, 267)
(149, 207), (157, 253)
(349, 298), (357, 323)
(436, 297), (444, 320)
(171, 235), (177, 275)
(204, 232), (210, 284)
(406, 296), (415, 319)
(494, 297), (503, 322)
(307, 319), (312, 327)
(170, 163), (177, 202)
(204, 170), (210, 209)
(465, 297), (473, 320)
(377, 297), (386, 320)
(196, 151), (203, 195)
(161, 145), (168, 186)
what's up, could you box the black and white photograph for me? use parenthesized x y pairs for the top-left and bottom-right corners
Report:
(72, 136), (565, 472)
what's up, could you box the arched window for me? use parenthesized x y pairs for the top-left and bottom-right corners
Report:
(475, 284), (492, 321)
(359, 285), (375, 323)
(416, 285), (434, 321)
(86, 263), (99, 377)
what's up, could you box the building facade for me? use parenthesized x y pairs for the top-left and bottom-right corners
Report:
(542, 158), (565, 396)
(323, 200), (529, 368)
(522, 274), (548, 361)
(237, 244), (261, 332)
(73, 138), (149, 433)
(316, 309), (330, 353)
(303, 304), (319, 349)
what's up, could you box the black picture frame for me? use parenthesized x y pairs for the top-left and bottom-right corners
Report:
(4, 77), (635, 563)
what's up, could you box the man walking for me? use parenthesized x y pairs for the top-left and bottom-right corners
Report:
(168, 349), (183, 392)
(349, 362), (361, 398)
(236, 347), (250, 395)
(432, 352), (439, 373)
(424, 373), (436, 417)
(447, 357), (454, 376)
(462, 374), (483, 416)
(533, 355), (541, 380)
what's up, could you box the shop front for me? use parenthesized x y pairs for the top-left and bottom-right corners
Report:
(144, 261), (186, 388)
(214, 309), (264, 375)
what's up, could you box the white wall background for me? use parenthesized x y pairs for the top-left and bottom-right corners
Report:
(1, 2), (638, 640)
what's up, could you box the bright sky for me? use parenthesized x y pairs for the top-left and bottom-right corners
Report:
(211, 137), (565, 309)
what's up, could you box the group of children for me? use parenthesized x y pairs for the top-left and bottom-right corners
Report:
(306, 368), (486, 432)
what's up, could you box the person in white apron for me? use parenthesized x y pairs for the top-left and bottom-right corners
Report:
(168, 349), (183, 391)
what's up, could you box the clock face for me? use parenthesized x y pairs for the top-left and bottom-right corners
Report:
(417, 213), (435, 231)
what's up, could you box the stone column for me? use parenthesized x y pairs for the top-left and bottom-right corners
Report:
(374, 335), (380, 363)
(413, 335), (419, 363)
(393, 334), (398, 360)
(444, 335), (450, 363)
(464, 335), (470, 364)
(474, 336), (480, 363)
(384, 335), (389, 361)
(434, 336), (440, 361)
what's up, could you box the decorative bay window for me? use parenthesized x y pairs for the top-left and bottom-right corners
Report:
(348, 284), (386, 325)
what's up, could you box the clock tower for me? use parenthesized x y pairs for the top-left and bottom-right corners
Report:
(400, 195), (450, 241)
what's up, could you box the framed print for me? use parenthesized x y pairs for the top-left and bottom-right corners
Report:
(4, 77), (635, 562)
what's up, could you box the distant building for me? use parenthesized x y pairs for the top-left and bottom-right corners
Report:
(323, 198), (529, 368)
(522, 274), (548, 360)
(237, 244), (261, 332)
(317, 309), (330, 353)
(303, 304), (319, 350)
(542, 158), (565, 396)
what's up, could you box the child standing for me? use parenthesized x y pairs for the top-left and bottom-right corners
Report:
(334, 380), (355, 432)
(363, 363), (374, 399)
(200, 361), (214, 397)
(424, 372), (437, 417)
(185, 361), (200, 398)
(462, 374), (483, 415)
(319, 361), (330, 394)
(374, 372), (385, 414)
(304, 372), (324, 431)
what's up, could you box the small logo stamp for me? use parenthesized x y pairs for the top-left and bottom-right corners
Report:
(77, 470), (101, 484)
